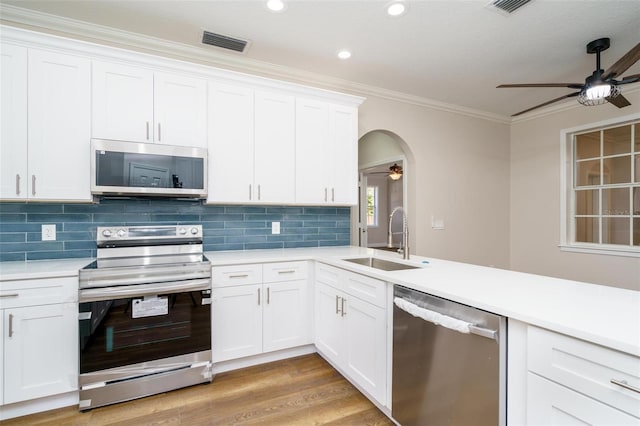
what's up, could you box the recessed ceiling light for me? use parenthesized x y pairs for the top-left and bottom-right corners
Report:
(337, 50), (352, 60)
(386, 2), (406, 17)
(267, 0), (285, 12)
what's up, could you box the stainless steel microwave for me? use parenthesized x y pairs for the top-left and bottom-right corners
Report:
(91, 139), (208, 198)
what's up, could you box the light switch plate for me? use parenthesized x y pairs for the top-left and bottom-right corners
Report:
(431, 216), (445, 230)
(42, 224), (56, 241)
(272, 222), (281, 234)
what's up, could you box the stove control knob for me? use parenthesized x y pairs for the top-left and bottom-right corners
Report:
(178, 227), (187, 235)
(117, 229), (126, 238)
(102, 229), (112, 238)
(190, 227), (199, 235)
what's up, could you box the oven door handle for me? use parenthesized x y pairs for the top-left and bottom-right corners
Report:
(79, 279), (211, 302)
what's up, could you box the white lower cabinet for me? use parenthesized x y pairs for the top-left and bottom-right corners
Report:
(314, 264), (387, 406)
(211, 262), (311, 363)
(1, 277), (78, 406)
(527, 373), (638, 425)
(525, 325), (640, 425)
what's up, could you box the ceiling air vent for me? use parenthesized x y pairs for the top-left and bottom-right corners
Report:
(488, 0), (532, 14)
(202, 30), (248, 53)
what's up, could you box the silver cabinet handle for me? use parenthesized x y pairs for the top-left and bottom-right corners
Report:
(0, 293), (19, 298)
(146, 121), (150, 140)
(324, 188), (328, 202)
(258, 288), (261, 305)
(341, 297), (346, 317)
(31, 175), (36, 196)
(8, 313), (14, 338)
(335, 295), (340, 314)
(267, 287), (270, 304)
(229, 274), (249, 279)
(277, 270), (296, 275)
(249, 184), (252, 201)
(258, 184), (261, 200)
(15, 174), (20, 195)
(158, 122), (161, 141)
(331, 188), (335, 202)
(468, 325), (499, 340)
(611, 379), (640, 394)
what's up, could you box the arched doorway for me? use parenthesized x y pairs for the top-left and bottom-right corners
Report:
(356, 130), (413, 250)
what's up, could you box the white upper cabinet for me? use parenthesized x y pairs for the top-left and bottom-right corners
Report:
(92, 62), (207, 147)
(253, 90), (295, 203)
(1, 45), (91, 201)
(295, 99), (358, 205)
(207, 87), (296, 204)
(92, 61), (153, 143)
(295, 98), (330, 204)
(207, 82), (255, 203)
(0, 43), (28, 200)
(329, 105), (358, 205)
(153, 72), (207, 147)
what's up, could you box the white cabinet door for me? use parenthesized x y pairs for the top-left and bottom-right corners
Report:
(329, 104), (358, 205)
(295, 98), (330, 204)
(154, 72), (207, 147)
(212, 284), (262, 362)
(0, 43), (28, 200)
(343, 295), (387, 405)
(4, 303), (78, 404)
(28, 49), (91, 201)
(314, 282), (344, 366)
(0, 312), (3, 405)
(527, 373), (638, 425)
(253, 90), (295, 203)
(263, 280), (310, 353)
(207, 82), (255, 203)
(92, 61), (153, 142)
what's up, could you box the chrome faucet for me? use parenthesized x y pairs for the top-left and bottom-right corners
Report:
(388, 206), (410, 260)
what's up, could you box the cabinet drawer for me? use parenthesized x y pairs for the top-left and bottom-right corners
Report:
(263, 261), (308, 283)
(343, 270), (386, 308)
(315, 263), (341, 288)
(528, 326), (640, 418)
(0, 277), (77, 308)
(527, 373), (638, 425)
(212, 264), (262, 287)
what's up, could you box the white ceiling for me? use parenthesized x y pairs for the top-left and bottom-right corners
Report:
(2, 0), (639, 118)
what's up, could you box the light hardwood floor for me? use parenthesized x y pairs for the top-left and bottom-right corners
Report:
(4, 354), (394, 425)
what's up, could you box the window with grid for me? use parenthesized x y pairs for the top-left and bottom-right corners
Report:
(570, 120), (639, 253)
(366, 186), (378, 227)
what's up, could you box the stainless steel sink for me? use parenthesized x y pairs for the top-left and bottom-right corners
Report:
(342, 257), (421, 271)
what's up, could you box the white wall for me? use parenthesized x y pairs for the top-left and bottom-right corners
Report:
(510, 90), (640, 291)
(358, 95), (511, 269)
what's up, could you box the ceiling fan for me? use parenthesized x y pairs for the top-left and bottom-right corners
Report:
(498, 38), (640, 117)
(368, 163), (403, 180)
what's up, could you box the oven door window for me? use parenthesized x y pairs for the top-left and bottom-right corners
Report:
(79, 290), (211, 373)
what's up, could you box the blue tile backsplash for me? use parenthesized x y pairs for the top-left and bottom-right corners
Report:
(0, 200), (351, 262)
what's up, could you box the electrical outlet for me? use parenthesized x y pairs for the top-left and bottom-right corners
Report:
(42, 224), (56, 241)
(271, 222), (281, 235)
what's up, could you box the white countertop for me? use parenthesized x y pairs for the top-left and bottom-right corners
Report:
(0, 258), (93, 281)
(205, 246), (640, 357)
(1, 247), (637, 356)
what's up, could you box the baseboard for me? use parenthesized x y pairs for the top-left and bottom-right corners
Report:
(212, 344), (316, 374)
(0, 391), (78, 421)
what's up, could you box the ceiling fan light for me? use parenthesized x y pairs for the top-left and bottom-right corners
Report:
(578, 84), (620, 106)
(389, 172), (402, 180)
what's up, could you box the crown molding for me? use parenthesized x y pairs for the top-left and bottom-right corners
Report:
(0, 4), (512, 125)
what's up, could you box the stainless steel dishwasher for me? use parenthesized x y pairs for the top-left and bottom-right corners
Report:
(392, 285), (506, 426)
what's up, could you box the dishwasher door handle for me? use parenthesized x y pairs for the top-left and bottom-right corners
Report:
(394, 297), (498, 341)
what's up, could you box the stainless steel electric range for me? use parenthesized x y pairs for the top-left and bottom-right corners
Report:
(78, 225), (212, 411)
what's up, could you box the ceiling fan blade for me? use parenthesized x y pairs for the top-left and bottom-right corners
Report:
(497, 83), (583, 89)
(607, 94), (631, 108)
(618, 73), (640, 85)
(602, 42), (640, 80)
(512, 92), (581, 117)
